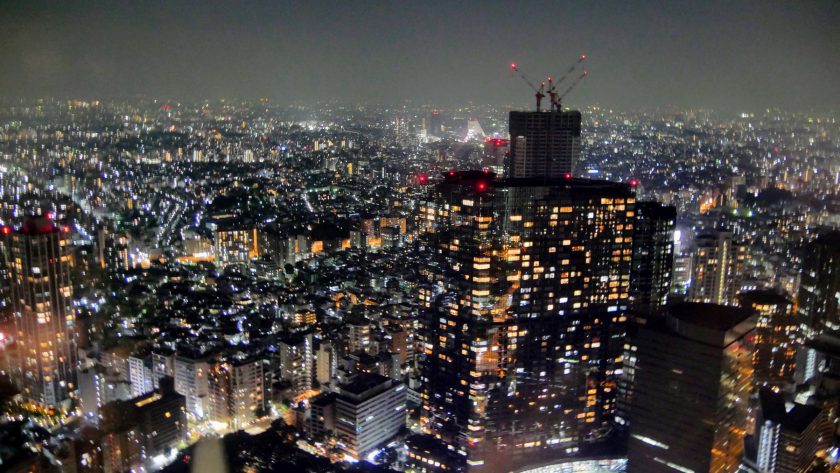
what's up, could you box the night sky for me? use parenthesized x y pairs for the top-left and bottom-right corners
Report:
(1, 0), (839, 112)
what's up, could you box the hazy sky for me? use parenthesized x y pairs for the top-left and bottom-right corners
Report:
(1, 0), (839, 112)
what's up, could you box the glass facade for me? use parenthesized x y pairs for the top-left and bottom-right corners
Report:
(418, 171), (635, 471)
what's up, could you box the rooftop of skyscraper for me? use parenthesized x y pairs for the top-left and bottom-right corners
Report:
(667, 302), (753, 332)
(337, 373), (393, 399)
(759, 387), (823, 433)
(656, 302), (756, 347)
(814, 230), (840, 248)
(438, 169), (635, 194)
(738, 289), (792, 307)
(18, 217), (64, 235)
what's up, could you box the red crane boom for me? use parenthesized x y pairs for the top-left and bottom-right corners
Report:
(547, 54), (586, 110)
(510, 63), (546, 111)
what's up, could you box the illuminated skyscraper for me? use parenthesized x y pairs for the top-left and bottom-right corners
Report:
(418, 170), (635, 471)
(626, 303), (755, 473)
(4, 217), (77, 408)
(798, 231), (840, 338)
(507, 110), (581, 179)
(688, 230), (745, 305)
(739, 290), (799, 388)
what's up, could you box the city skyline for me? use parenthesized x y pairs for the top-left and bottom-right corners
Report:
(1, 3), (840, 473)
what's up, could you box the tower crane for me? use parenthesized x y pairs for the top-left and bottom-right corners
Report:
(546, 54), (587, 110)
(557, 69), (588, 107)
(510, 63), (546, 111)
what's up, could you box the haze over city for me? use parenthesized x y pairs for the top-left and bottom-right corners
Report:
(2, 0), (840, 111)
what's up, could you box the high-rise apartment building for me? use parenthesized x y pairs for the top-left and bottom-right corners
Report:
(97, 224), (129, 274)
(315, 340), (336, 386)
(347, 318), (371, 353)
(395, 115), (410, 145)
(507, 110), (581, 179)
(208, 355), (265, 430)
(688, 230), (745, 305)
(739, 290), (799, 388)
(278, 332), (313, 397)
(174, 354), (210, 419)
(3, 217), (77, 408)
(128, 353), (155, 397)
(418, 170), (635, 471)
(626, 303), (755, 473)
(798, 231), (840, 338)
(210, 218), (258, 270)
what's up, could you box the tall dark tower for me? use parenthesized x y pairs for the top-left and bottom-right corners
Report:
(3, 217), (77, 408)
(617, 201), (675, 430)
(798, 231), (840, 339)
(508, 110), (581, 179)
(629, 202), (676, 315)
(428, 110), (444, 137)
(626, 303), (755, 473)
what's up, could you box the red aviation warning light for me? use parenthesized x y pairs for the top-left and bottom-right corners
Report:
(546, 54), (588, 110)
(418, 173), (429, 185)
(564, 172), (572, 180)
(476, 181), (488, 192)
(510, 62), (546, 111)
(485, 137), (509, 147)
(629, 179), (639, 188)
